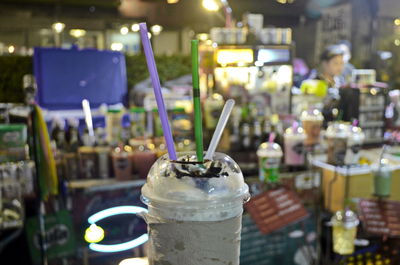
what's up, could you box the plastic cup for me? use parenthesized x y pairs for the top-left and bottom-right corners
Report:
(131, 149), (157, 179)
(95, 146), (110, 179)
(326, 122), (350, 166)
(284, 126), (306, 166)
(129, 138), (157, 178)
(63, 152), (80, 180)
(78, 146), (97, 179)
(300, 109), (324, 146)
(204, 93), (224, 130)
(141, 152), (250, 265)
(373, 164), (392, 197)
(257, 142), (283, 183)
(106, 109), (123, 147)
(345, 125), (365, 165)
(112, 146), (133, 181)
(130, 107), (146, 138)
(331, 209), (359, 255)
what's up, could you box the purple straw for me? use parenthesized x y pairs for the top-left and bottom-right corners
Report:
(292, 121), (299, 131)
(139, 23), (177, 160)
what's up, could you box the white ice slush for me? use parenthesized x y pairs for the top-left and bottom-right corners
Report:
(141, 152), (250, 265)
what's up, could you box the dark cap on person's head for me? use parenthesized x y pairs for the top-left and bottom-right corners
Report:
(320, 45), (344, 62)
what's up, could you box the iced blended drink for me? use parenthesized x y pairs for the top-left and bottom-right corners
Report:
(300, 109), (324, 146)
(95, 146), (110, 179)
(106, 109), (123, 147)
(112, 145), (133, 181)
(345, 125), (365, 165)
(130, 138), (157, 179)
(326, 122), (349, 166)
(78, 146), (97, 179)
(373, 163), (392, 197)
(257, 141), (283, 183)
(284, 126), (306, 166)
(331, 209), (359, 255)
(131, 149), (157, 179)
(141, 152), (250, 265)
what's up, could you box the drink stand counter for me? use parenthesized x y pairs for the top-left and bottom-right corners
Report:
(311, 149), (400, 212)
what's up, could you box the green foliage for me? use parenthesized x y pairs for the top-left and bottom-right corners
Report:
(0, 54), (191, 103)
(125, 54), (191, 88)
(0, 0), (118, 7)
(0, 56), (32, 103)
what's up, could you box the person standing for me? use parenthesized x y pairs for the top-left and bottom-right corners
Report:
(337, 40), (355, 83)
(300, 45), (345, 126)
(301, 45), (345, 96)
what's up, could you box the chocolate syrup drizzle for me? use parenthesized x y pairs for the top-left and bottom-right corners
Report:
(170, 156), (228, 179)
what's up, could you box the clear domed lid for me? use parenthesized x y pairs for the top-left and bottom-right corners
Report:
(326, 122), (350, 138)
(300, 108), (324, 121)
(349, 125), (365, 142)
(257, 142), (283, 157)
(331, 209), (359, 228)
(141, 152), (249, 207)
(284, 123), (306, 137)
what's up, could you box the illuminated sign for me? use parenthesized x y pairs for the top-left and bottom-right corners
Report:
(257, 48), (290, 63)
(85, 206), (148, 253)
(216, 49), (253, 65)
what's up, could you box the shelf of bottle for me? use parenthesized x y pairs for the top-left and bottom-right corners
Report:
(360, 121), (384, 128)
(359, 105), (385, 112)
(363, 138), (384, 144)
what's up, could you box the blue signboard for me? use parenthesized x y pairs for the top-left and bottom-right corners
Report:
(33, 47), (127, 110)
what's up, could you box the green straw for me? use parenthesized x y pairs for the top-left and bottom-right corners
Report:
(191, 40), (204, 162)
